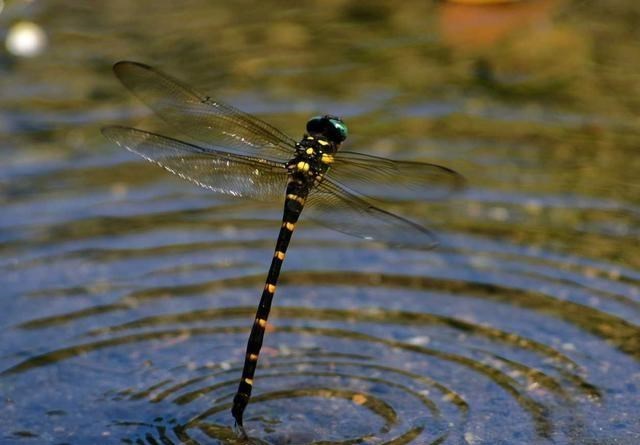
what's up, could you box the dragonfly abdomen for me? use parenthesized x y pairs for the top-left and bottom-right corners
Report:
(232, 178), (310, 432)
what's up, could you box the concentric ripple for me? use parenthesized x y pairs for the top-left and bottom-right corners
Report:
(3, 212), (638, 444)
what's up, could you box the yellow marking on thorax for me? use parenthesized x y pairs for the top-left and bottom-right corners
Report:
(318, 139), (329, 146)
(274, 251), (285, 260)
(305, 147), (314, 155)
(283, 222), (295, 231)
(265, 283), (276, 293)
(296, 161), (310, 172)
(256, 318), (267, 328)
(321, 154), (334, 164)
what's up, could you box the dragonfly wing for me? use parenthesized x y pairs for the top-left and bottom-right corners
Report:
(304, 178), (439, 248)
(102, 126), (288, 201)
(329, 151), (465, 201)
(112, 61), (297, 160)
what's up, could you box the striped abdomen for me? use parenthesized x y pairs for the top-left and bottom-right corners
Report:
(231, 178), (308, 429)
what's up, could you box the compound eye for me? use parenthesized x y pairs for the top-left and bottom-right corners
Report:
(306, 115), (348, 144)
(306, 116), (326, 134)
(328, 117), (348, 142)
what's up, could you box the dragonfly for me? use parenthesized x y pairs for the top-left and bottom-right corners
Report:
(102, 61), (464, 436)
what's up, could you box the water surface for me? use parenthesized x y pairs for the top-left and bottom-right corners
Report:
(1, 1), (639, 444)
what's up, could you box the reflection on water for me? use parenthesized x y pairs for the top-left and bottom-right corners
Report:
(1, 1), (639, 444)
(5, 21), (47, 58)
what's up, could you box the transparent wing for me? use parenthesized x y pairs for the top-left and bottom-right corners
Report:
(113, 61), (297, 160)
(304, 178), (439, 248)
(329, 151), (465, 201)
(102, 126), (288, 201)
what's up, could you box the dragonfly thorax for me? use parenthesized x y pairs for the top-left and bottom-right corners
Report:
(287, 136), (334, 182)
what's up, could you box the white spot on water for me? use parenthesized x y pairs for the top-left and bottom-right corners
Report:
(6, 21), (47, 57)
(406, 336), (431, 346)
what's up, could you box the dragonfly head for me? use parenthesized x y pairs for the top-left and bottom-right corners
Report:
(306, 115), (348, 150)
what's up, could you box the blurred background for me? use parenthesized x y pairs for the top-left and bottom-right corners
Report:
(1, 0), (639, 444)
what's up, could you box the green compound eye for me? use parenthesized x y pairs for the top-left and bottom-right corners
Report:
(306, 115), (348, 144)
(329, 118), (348, 142)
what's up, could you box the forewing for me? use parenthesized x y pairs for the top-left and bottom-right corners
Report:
(329, 151), (465, 201)
(304, 178), (438, 248)
(102, 126), (288, 201)
(113, 61), (297, 160)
